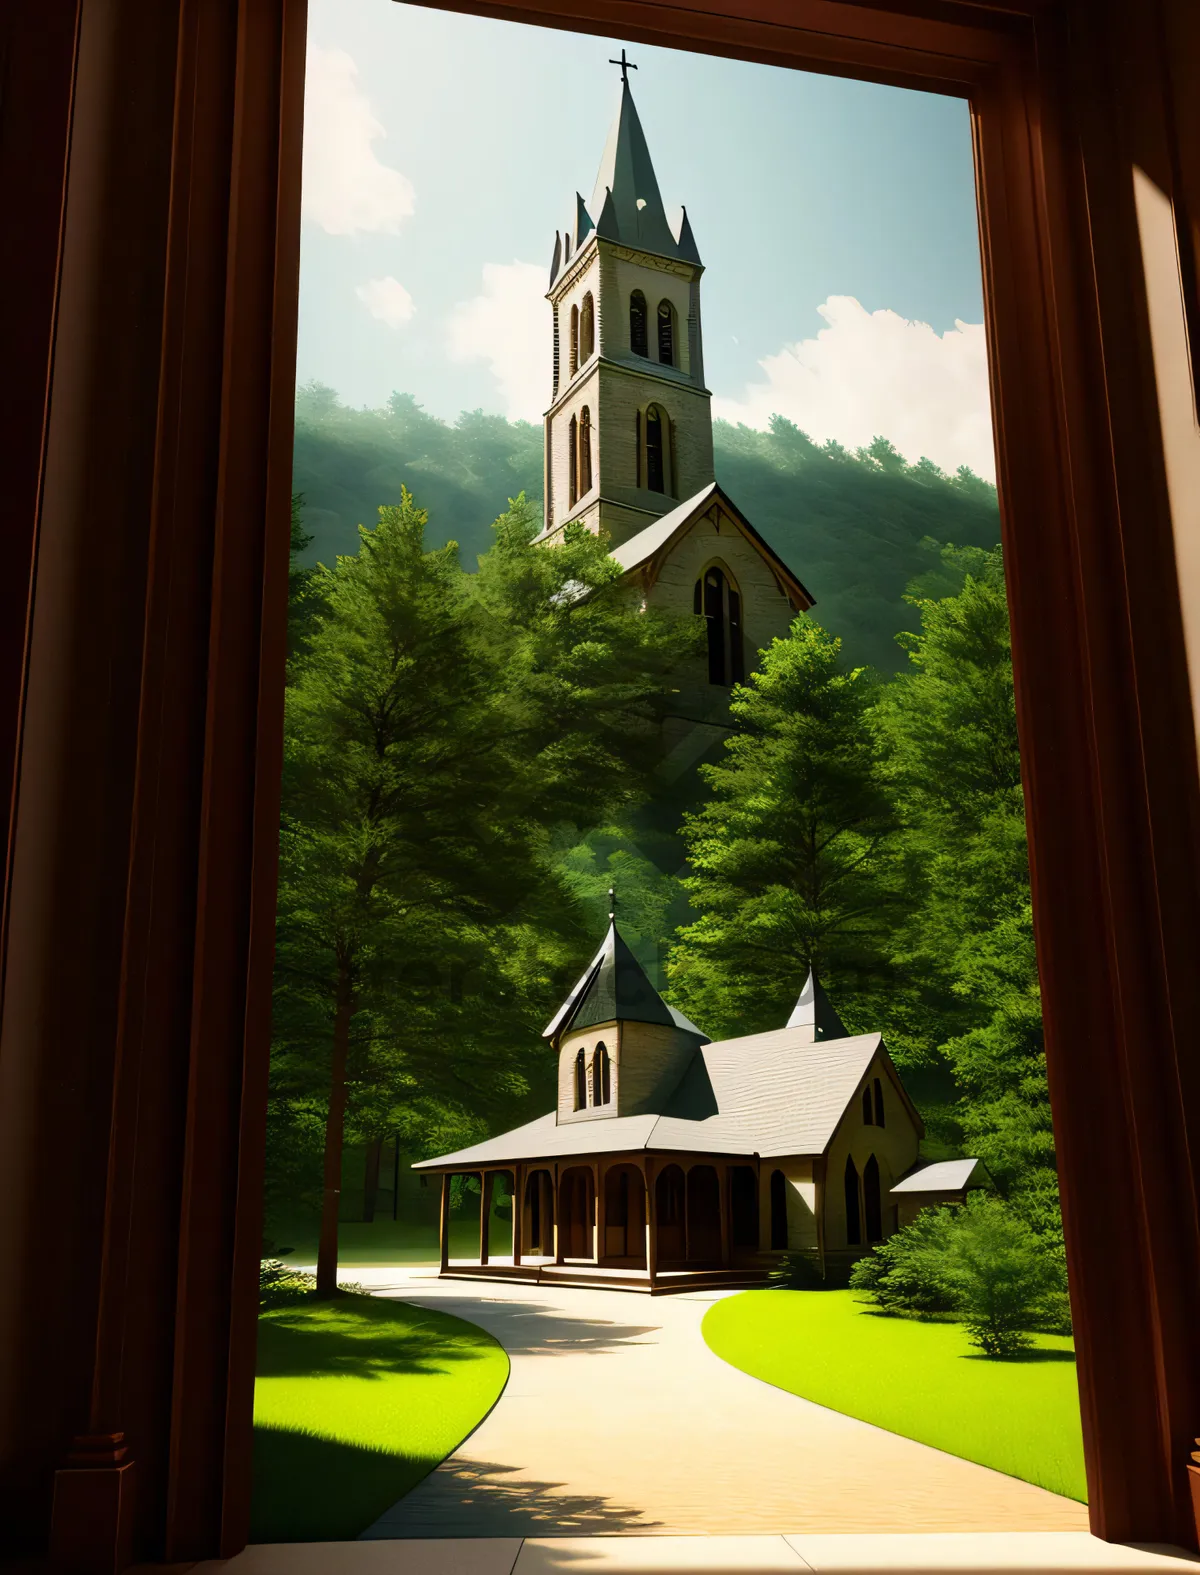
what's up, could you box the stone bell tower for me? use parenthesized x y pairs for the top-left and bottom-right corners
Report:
(541, 56), (715, 549)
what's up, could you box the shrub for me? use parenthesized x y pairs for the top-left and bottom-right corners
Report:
(940, 1197), (1064, 1357)
(259, 1257), (365, 1309)
(850, 1196), (1067, 1357)
(768, 1251), (828, 1289)
(849, 1206), (960, 1314)
(259, 1259), (316, 1309)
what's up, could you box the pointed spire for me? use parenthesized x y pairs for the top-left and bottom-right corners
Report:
(573, 193), (594, 250)
(673, 205), (702, 265)
(593, 185), (619, 242)
(589, 80), (680, 258)
(543, 914), (674, 1041)
(549, 230), (563, 288)
(786, 967), (849, 1042)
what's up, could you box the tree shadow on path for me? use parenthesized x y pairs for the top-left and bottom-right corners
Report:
(368, 1288), (661, 1358)
(362, 1458), (661, 1539)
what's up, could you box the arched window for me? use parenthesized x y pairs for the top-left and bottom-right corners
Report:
(579, 406), (592, 496)
(864, 1154), (883, 1242)
(873, 1077), (885, 1128)
(844, 1155), (862, 1245)
(692, 564), (745, 687)
(580, 292), (595, 362)
(657, 299), (676, 365)
(573, 1048), (586, 1110)
(568, 415), (578, 508)
(645, 405), (665, 493)
(862, 1087), (874, 1125)
(592, 1042), (610, 1105)
(630, 290), (648, 357)
(770, 1169), (788, 1249)
(569, 304), (579, 378)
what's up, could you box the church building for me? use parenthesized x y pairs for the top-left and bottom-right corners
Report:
(537, 61), (814, 743)
(415, 915), (979, 1292)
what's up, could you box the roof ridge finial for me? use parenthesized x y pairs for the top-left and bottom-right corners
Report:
(608, 886), (617, 922)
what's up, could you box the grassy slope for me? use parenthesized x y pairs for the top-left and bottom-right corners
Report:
(275, 1206), (515, 1268)
(703, 1289), (1085, 1502)
(252, 1293), (509, 1542)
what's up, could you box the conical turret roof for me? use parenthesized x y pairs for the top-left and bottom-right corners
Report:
(544, 918), (691, 1041)
(589, 81), (687, 259)
(786, 968), (849, 1042)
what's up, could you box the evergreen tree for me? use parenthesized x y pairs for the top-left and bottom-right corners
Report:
(666, 616), (903, 1039)
(878, 547), (1061, 1244)
(274, 491), (556, 1292)
(269, 490), (702, 1280)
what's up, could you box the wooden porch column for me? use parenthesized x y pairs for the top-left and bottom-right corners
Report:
(479, 1171), (493, 1265)
(719, 1161), (731, 1266)
(439, 1174), (450, 1273)
(513, 1163), (524, 1266)
(644, 1157), (657, 1286)
(553, 1163), (562, 1263)
(593, 1160), (604, 1263)
(682, 1160), (691, 1264)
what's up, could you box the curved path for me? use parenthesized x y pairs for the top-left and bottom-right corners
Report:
(346, 1266), (1089, 1540)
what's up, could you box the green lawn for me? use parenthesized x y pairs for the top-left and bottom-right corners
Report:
(251, 1292), (509, 1542)
(272, 1208), (513, 1268)
(703, 1290), (1086, 1502)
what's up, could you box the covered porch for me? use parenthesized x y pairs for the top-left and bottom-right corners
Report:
(430, 1152), (775, 1294)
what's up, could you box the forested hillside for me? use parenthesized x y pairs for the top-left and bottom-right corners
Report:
(292, 384), (1002, 672)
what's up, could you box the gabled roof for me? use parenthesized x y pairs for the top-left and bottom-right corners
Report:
(589, 82), (686, 261)
(542, 918), (705, 1042)
(890, 1158), (982, 1195)
(414, 1027), (920, 1169)
(786, 969), (848, 1041)
(609, 481), (815, 610)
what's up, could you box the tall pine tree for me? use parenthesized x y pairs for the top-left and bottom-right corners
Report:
(667, 616), (903, 1039)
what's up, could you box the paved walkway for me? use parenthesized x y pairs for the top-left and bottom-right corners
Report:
(340, 1266), (1089, 1540)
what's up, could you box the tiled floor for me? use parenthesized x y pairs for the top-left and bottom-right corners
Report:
(194, 1532), (1200, 1575)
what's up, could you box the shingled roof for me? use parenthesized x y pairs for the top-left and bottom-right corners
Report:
(542, 918), (707, 1043)
(414, 1027), (921, 1170)
(609, 482), (815, 610)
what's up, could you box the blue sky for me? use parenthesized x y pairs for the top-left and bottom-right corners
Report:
(298, 0), (995, 476)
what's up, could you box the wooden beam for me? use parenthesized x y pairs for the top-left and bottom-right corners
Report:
(512, 1163), (524, 1266)
(593, 1160), (603, 1263)
(439, 1174), (450, 1274)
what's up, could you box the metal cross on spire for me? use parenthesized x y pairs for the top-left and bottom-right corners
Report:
(608, 47), (637, 85)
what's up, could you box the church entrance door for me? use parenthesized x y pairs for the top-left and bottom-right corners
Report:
(603, 1163), (646, 1264)
(655, 1163), (686, 1265)
(686, 1164), (722, 1263)
(559, 1166), (595, 1260)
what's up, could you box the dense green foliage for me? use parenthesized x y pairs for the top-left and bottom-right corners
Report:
(703, 1290), (1085, 1501)
(291, 387), (1000, 672)
(278, 393), (1062, 1290)
(667, 617), (903, 1039)
(849, 1197), (1070, 1356)
(267, 487), (697, 1261)
(252, 1292), (508, 1541)
(665, 544), (1063, 1257)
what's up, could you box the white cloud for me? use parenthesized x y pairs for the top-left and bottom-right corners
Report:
(447, 262), (551, 421)
(713, 296), (995, 480)
(302, 47), (415, 236)
(356, 275), (415, 328)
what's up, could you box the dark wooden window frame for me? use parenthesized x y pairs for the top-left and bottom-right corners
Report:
(2, 0), (1198, 1564)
